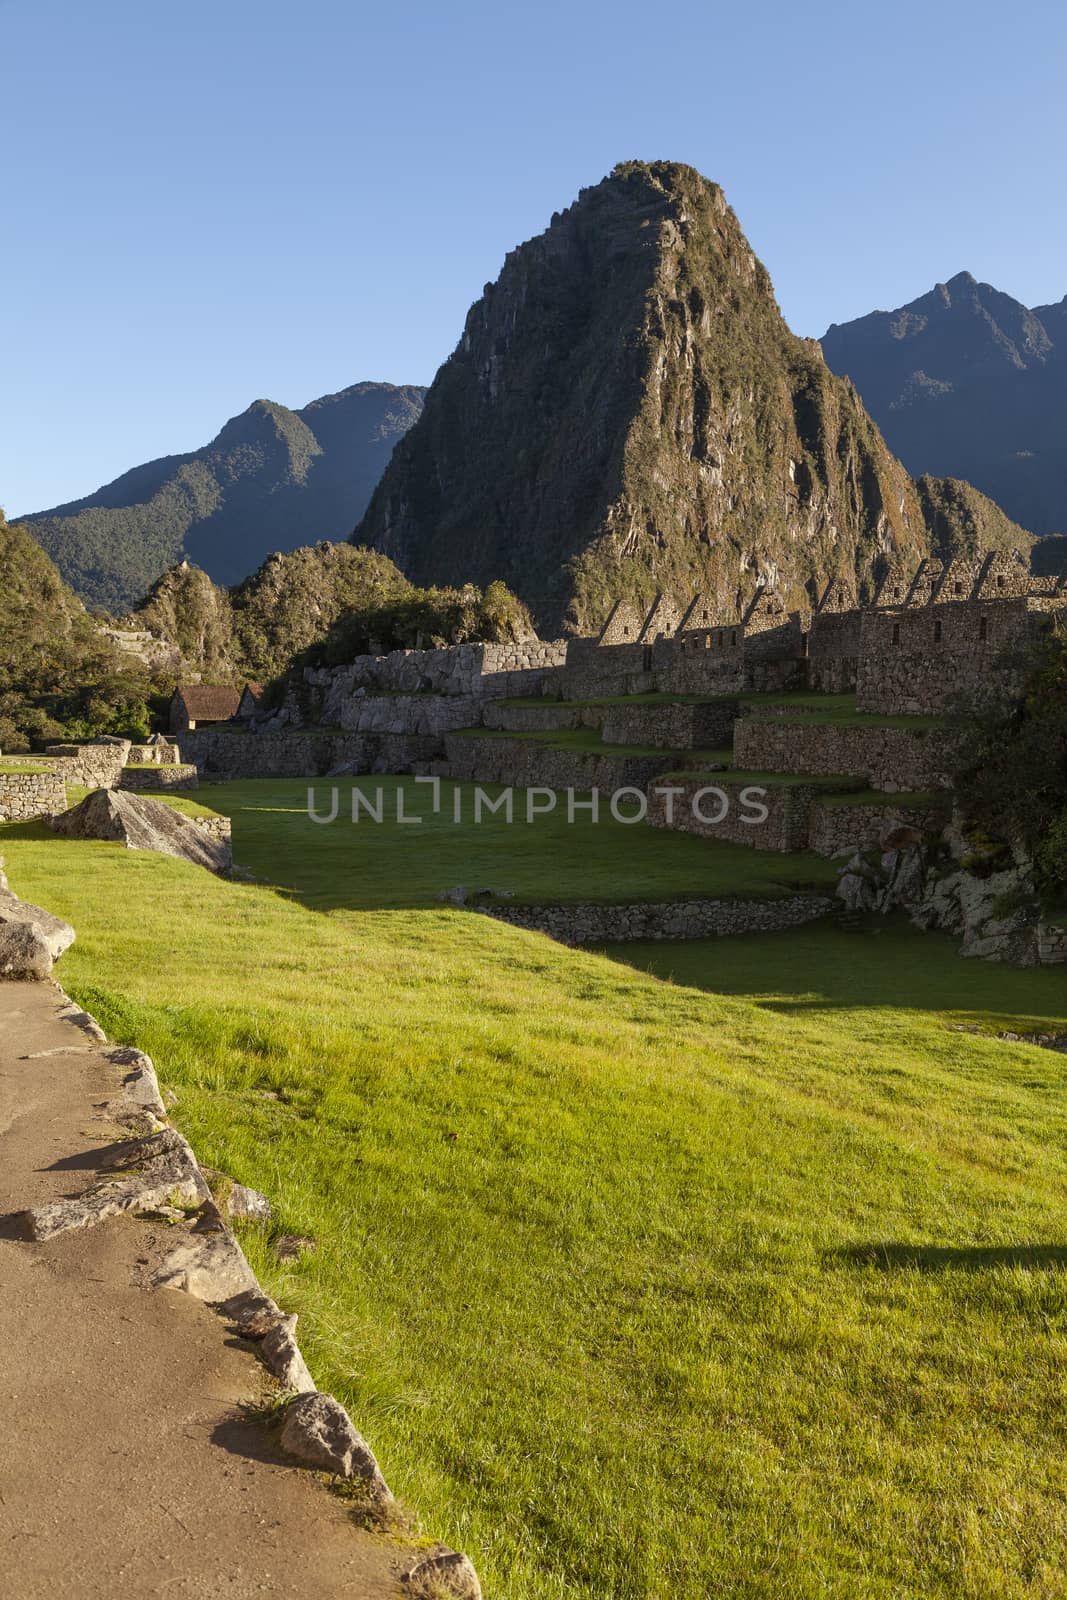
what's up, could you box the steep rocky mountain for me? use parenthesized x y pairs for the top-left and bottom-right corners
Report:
(19, 382), (426, 613)
(821, 274), (1067, 549)
(355, 161), (1029, 634)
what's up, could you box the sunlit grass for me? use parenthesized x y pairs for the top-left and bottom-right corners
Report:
(4, 787), (1067, 1599)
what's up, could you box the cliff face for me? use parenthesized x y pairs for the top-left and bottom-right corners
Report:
(20, 382), (425, 613)
(355, 162), (1029, 634)
(822, 273), (1067, 545)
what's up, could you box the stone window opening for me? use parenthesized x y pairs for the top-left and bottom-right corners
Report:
(934, 620), (943, 644)
(953, 582), (963, 596)
(996, 575), (1005, 589)
(730, 630), (737, 646)
(892, 622), (900, 646)
(979, 616), (988, 642)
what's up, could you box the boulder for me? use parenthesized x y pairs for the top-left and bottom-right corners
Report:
(278, 1393), (390, 1496)
(403, 1551), (482, 1600)
(50, 789), (231, 874)
(0, 859), (76, 979)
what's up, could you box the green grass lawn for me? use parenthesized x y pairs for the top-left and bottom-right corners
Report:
(0, 761), (52, 775)
(193, 777), (838, 904)
(5, 787), (1067, 1599)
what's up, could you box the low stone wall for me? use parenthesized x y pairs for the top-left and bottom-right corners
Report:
(473, 893), (832, 944)
(127, 742), (182, 766)
(806, 798), (950, 857)
(732, 718), (948, 791)
(0, 770), (67, 820)
(1037, 924), (1067, 965)
(483, 702), (584, 733)
(187, 814), (232, 847)
(442, 733), (672, 793)
(600, 700), (738, 750)
(44, 742), (130, 788)
(181, 727), (440, 779)
(646, 776), (824, 852)
(336, 693), (483, 738)
(119, 765), (199, 792)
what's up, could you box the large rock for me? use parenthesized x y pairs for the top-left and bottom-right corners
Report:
(50, 789), (230, 874)
(0, 859), (76, 979)
(403, 1551), (482, 1599)
(278, 1392), (390, 1498)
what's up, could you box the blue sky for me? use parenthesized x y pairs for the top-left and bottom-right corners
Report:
(2, 0), (1065, 516)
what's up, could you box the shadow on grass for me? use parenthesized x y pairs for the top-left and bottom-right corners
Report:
(830, 1242), (1067, 1272)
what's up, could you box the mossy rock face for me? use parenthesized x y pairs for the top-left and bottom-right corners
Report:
(356, 160), (1030, 634)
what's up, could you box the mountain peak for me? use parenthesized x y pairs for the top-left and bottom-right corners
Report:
(355, 162), (1024, 632)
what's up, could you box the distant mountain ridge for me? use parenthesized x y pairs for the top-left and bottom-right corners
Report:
(821, 274), (1067, 551)
(356, 162), (1031, 634)
(19, 382), (426, 613)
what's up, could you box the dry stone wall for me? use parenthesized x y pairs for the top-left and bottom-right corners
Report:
(442, 734), (673, 793)
(44, 742), (130, 788)
(119, 765), (199, 792)
(474, 893), (832, 944)
(806, 797), (950, 857)
(0, 770), (67, 820)
(646, 776), (826, 852)
(732, 719), (948, 791)
(181, 727), (440, 779)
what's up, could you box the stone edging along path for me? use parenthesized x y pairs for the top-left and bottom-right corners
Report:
(1, 870), (482, 1600)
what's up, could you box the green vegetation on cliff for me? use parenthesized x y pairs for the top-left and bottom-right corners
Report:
(126, 546), (535, 683)
(955, 625), (1067, 896)
(356, 161), (1031, 633)
(18, 382), (425, 612)
(0, 512), (155, 749)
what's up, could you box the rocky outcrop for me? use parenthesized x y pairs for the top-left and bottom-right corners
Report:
(0, 859), (76, 979)
(50, 789), (231, 874)
(837, 821), (1050, 964)
(357, 160), (1029, 634)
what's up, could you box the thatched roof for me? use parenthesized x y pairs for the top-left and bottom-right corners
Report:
(172, 684), (242, 722)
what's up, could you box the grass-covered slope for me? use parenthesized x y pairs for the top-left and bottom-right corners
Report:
(18, 382), (425, 611)
(5, 786), (1067, 1598)
(357, 161), (1031, 633)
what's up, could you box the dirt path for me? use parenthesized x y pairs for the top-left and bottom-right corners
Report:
(0, 981), (405, 1600)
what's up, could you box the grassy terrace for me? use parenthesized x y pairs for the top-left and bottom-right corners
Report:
(5, 781), (1067, 1598)
(0, 761), (52, 775)
(815, 788), (953, 811)
(193, 777), (838, 902)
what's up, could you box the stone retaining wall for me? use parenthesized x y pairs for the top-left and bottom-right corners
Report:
(119, 765), (199, 792)
(442, 734), (672, 793)
(806, 798), (950, 857)
(600, 700), (738, 750)
(335, 693), (483, 738)
(483, 702), (584, 733)
(0, 770), (67, 820)
(646, 776), (825, 852)
(1037, 924), (1067, 964)
(44, 742), (130, 788)
(474, 893), (832, 944)
(181, 727), (440, 779)
(732, 718), (948, 791)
